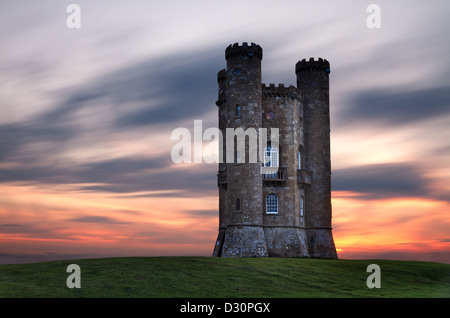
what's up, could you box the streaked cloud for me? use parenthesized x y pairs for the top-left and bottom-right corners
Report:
(67, 216), (131, 224)
(332, 163), (429, 199)
(338, 86), (450, 127)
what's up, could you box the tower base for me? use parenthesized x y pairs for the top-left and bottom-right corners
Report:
(212, 228), (226, 257)
(306, 229), (338, 259)
(264, 227), (310, 257)
(219, 225), (269, 257)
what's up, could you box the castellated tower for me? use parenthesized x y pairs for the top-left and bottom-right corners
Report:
(212, 42), (337, 258)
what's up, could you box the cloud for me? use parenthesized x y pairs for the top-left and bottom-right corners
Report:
(0, 46), (223, 198)
(0, 223), (48, 234)
(0, 152), (217, 196)
(332, 163), (429, 199)
(78, 156), (171, 178)
(113, 53), (222, 127)
(337, 86), (450, 127)
(0, 122), (77, 162)
(35, 46), (222, 129)
(67, 216), (130, 224)
(79, 165), (217, 195)
(183, 210), (217, 218)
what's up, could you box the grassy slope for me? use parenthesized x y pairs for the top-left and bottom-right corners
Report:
(0, 257), (448, 298)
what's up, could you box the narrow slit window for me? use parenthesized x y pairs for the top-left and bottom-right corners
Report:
(300, 195), (304, 217)
(298, 149), (302, 169)
(236, 104), (241, 117)
(236, 198), (240, 211)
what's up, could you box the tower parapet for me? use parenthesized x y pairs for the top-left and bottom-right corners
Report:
(225, 42), (263, 60)
(262, 83), (298, 98)
(295, 57), (330, 74)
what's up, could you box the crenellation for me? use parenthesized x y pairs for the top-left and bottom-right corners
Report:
(296, 57), (331, 74)
(225, 42), (263, 60)
(262, 83), (298, 98)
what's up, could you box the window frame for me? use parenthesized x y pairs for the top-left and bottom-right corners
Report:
(266, 193), (279, 214)
(264, 146), (279, 168)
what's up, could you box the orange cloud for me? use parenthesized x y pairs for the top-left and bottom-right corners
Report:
(332, 191), (450, 262)
(1, 183), (449, 264)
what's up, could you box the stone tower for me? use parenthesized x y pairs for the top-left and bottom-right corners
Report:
(213, 42), (337, 259)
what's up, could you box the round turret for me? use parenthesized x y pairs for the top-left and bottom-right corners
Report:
(296, 57), (337, 259)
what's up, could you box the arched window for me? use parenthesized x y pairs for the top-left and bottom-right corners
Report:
(300, 195), (304, 217)
(266, 193), (278, 214)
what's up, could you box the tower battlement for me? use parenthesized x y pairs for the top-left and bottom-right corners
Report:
(295, 57), (330, 74)
(225, 42), (263, 60)
(262, 83), (298, 98)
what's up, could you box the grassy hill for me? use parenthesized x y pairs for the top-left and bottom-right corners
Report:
(0, 257), (448, 298)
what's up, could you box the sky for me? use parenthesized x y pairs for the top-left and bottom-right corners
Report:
(0, 0), (449, 264)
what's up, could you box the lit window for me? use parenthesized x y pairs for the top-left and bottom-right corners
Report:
(266, 193), (278, 214)
(264, 146), (279, 168)
(263, 146), (279, 178)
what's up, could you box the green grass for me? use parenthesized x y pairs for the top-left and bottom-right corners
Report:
(0, 257), (448, 297)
